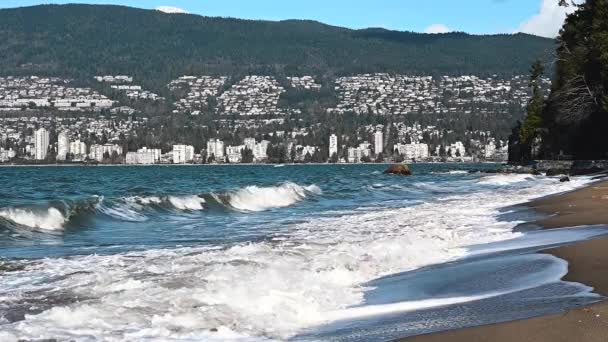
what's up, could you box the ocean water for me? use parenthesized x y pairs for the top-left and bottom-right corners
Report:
(0, 164), (604, 341)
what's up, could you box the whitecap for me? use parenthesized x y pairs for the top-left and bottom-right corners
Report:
(226, 182), (321, 212)
(167, 195), (206, 211)
(0, 207), (67, 231)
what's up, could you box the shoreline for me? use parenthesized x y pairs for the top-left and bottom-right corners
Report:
(0, 161), (503, 168)
(401, 179), (608, 342)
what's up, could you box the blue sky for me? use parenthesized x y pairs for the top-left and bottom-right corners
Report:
(0, 0), (574, 37)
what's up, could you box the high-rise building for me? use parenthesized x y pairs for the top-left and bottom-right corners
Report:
(57, 131), (70, 161)
(206, 139), (225, 161)
(34, 128), (49, 160)
(253, 140), (270, 162)
(374, 131), (383, 155)
(329, 134), (338, 157)
(173, 145), (195, 164)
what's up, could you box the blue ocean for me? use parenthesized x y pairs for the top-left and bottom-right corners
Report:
(0, 164), (605, 341)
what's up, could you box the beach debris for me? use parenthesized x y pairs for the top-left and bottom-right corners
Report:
(384, 164), (412, 176)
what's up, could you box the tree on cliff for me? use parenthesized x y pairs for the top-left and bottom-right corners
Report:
(541, 0), (608, 159)
(520, 60), (545, 161)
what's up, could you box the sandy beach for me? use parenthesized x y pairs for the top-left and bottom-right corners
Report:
(402, 180), (608, 342)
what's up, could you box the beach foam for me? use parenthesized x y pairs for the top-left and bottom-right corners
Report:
(477, 174), (537, 186)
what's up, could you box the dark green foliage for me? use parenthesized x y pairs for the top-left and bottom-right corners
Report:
(521, 61), (545, 145)
(0, 4), (554, 90)
(541, 0), (608, 159)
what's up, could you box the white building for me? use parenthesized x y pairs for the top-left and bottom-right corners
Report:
(126, 149), (157, 165)
(394, 143), (429, 161)
(253, 140), (270, 162)
(70, 140), (87, 160)
(57, 131), (70, 161)
(227, 145), (245, 163)
(0, 148), (15, 162)
(484, 141), (497, 160)
(173, 145), (195, 164)
(448, 141), (467, 158)
(374, 131), (383, 155)
(329, 134), (338, 157)
(243, 138), (256, 151)
(138, 147), (161, 163)
(207, 139), (225, 161)
(296, 145), (317, 161)
(34, 128), (49, 160)
(348, 147), (363, 163)
(90, 144), (122, 162)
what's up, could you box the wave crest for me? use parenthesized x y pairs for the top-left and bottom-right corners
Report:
(224, 182), (321, 212)
(123, 195), (206, 211)
(0, 207), (68, 231)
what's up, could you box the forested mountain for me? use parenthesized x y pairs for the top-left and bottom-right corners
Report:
(0, 4), (554, 87)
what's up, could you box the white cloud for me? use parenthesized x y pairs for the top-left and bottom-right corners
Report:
(424, 24), (451, 34)
(156, 6), (189, 14)
(518, 0), (579, 38)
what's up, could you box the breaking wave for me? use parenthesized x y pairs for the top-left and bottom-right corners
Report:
(0, 197), (101, 231)
(219, 182), (322, 212)
(0, 183), (321, 232)
(124, 195), (206, 211)
(0, 207), (67, 231)
(123, 183), (320, 213)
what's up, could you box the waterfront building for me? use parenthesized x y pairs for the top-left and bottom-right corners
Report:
(348, 147), (363, 163)
(126, 149), (156, 165)
(243, 138), (256, 151)
(394, 143), (430, 161)
(70, 140), (88, 160)
(34, 128), (49, 160)
(173, 145), (195, 164)
(0, 148), (15, 162)
(227, 145), (245, 163)
(374, 131), (383, 155)
(206, 139), (225, 161)
(57, 131), (70, 161)
(253, 140), (270, 162)
(329, 134), (338, 157)
(90, 144), (122, 162)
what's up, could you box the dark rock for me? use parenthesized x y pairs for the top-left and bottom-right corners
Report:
(384, 164), (411, 176)
(560, 176), (571, 182)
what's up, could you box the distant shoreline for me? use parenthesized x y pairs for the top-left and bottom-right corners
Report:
(0, 161), (503, 168)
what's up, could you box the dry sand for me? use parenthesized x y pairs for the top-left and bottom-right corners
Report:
(401, 180), (608, 342)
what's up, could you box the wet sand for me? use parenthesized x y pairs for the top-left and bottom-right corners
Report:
(402, 180), (608, 342)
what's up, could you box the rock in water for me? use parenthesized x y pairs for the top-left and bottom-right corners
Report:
(560, 176), (571, 183)
(384, 164), (412, 176)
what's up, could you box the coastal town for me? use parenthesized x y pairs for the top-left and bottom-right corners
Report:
(1, 121), (507, 164)
(0, 72), (534, 165)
